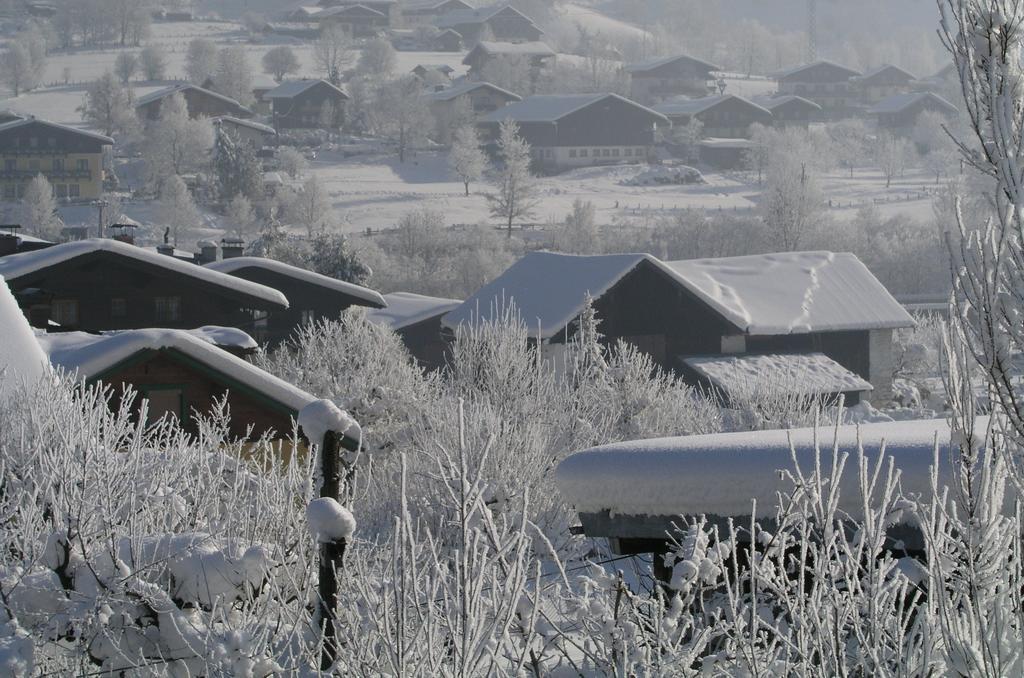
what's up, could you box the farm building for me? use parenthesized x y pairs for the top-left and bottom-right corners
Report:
(462, 40), (556, 82)
(867, 92), (958, 134)
(436, 4), (543, 46)
(749, 94), (822, 127)
(696, 137), (753, 169)
(135, 84), (254, 121)
(428, 81), (521, 141)
(624, 54), (721, 104)
(478, 93), (668, 172)
(434, 28), (465, 51)
(774, 60), (862, 117)
(442, 251), (914, 404)
(0, 117), (112, 201)
(367, 292), (462, 370)
(316, 3), (391, 35)
(264, 79), (349, 131)
(212, 116), (277, 148)
(652, 94), (772, 138)
(851, 64), (918, 105)
(402, 0), (473, 24)
(204, 257), (386, 347)
(0, 239), (288, 334)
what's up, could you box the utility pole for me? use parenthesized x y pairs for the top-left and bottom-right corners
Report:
(96, 199), (107, 239)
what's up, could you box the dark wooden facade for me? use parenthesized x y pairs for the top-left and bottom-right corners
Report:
(396, 315), (452, 371)
(627, 55), (719, 103)
(480, 95), (661, 148)
(440, 6), (543, 45)
(656, 95), (772, 138)
(268, 80), (349, 131)
(136, 86), (253, 121)
(776, 61), (861, 117)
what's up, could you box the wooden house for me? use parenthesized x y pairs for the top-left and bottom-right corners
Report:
(0, 239), (288, 334)
(624, 54), (721, 104)
(652, 94), (772, 139)
(38, 328), (359, 447)
(264, 79), (349, 131)
(478, 93), (667, 172)
(851, 64), (918, 105)
(750, 94), (822, 127)
(316, 3), (390, 35)
(135, 84), (254, 121)
(317, 0), (396, 24)
(428, 81), (521, 140)
(412, 63), (455, 84)
(774, 60), (862, 117)
(462, 41), (555, 82)
(0, 117), (112, 201)
(436, 4), (543, 46)
(213, 116), (277, 148)
(367, 292), (461, 370)
(442, 251), (914, 404)
(403, 0), (473, 24)
(867, 92), (958, 134)
(205, 257), (386, 347)
(434, 27), (465, 51)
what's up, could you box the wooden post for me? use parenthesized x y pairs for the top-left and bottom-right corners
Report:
(317, 429), (345, 672)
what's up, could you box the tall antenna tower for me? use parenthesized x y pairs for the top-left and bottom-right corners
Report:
(807, 0), (818, 61)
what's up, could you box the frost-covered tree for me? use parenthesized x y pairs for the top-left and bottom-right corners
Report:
(827, 118), (871, 177)
(448, 124), (487, 196)
(761, 154), (822, 251)
(225, 193), (255, 240)
(287, 176), (334, 236)
(874, 133), (913, 188)
(261, 45), (300, 82)
(110, 0), (150, 46)
(913, 109), (959, 183)
(213, 127), (262, 202)
(158, 174), (199, 246)
(113, 50), (137, 83)
(277, 146), (309, 180)
(19, 174), (63, 240)
(488, 119), (539, 236)
(214, 45), (254, 107)
(185, 38), (218, 85)
(374, 76), (431, 163)
(1, 42), (36, 96)
(553, 198), (599, 254)
(142, 91), (214, 189)
(139, 44), (166, 81)
(79, 71), (138, 139)
(314, 24), (351, 86)
(357, 38), (396, 78)
(305, 232), (371, 284)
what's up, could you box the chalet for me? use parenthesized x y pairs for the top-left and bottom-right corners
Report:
(436, 4), (543, 46)
(774, 60), (862, 117)
(0, 239), (288, 333)
(213, 116), (277, 148)
(652, 94), (772, 138)
(367, 292), (461, 370)
(135, 84), (254, 121)
(428, 81), (521, 140)
(317, 3), (390, 35)
(38, 328), (359, 446)
(204, 257), (386, 347)
(463, 41), (555, 82)
(442, 251), (914, 404)
(264, 79), (349, 131)
(478, 94), (667, 172)
(412, 63), (455, 84)
(624, 54), (721, 104)
(0, 117), (112, 202)
(749, 94), (822, 127)
(403, 0), (473, 25)
(434, 28), (465, 51)
(867, 92), (958, 134)
(851, 64), (917, 105)
(250, 74), (279, 115)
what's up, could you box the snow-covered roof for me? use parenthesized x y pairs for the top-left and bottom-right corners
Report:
(0, 239), (289, 309)
(464, 40), (555, 61)
(555, 417), (961, 520)
(684, 352), (873, 398)
(774, 60), (861, 81)
(624, 53), (721, 74)
(263, 79), (348, 100)
(213, 116), (277, 136)
(698, 137), (753, 149)
(205, 257), (386, 308)
(652, 94), (771, 118)
(426, 80), (521, 102)
(749, 94), (822, 112)
(852, 63), (917, 84)
(37, 328), (316, 413)
(0, 116), (114, 145)
(135, 83), (249, 111)
(317, 3), (388, 18)
(480, 93), (668, 125)
(866, 91), (958, 115)
(368, 292), (462, 330)
(0, 276), (50, 398)
(437, 4), (534, 28)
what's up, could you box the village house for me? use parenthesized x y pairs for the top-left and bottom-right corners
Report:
(624, 54), (721, 104)
(412, 63), (455, 84)
(436, 4), (543, 46)
(135, 84), (254, 121)
(442, 251), (914, 404)
(402, 0), (473, 25)
(867, 91), (958, 134)
(428, 81), (521, 140)
(749, 94), (822, 127)
(316, 0), (397, 24)
(463, 41), (556, 82)
(850, 64), (918, 105)
(264, 79), (349, 131)
(0, 239), (289, 334)
(249, 74), (279, 115)
(213, 116), (277, 148)
(0, 117), (112, 201)
(774, 60), (862, 117)
(652, 94), (772, 139)
(434, 28), (465, 51)
(316, 3), (391, 35)
(478, 93), (668, 172)
(205, 257), (386, 347)
(367, 292), (462, 371)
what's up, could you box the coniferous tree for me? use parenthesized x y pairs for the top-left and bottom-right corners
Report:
(213, 128), (262, 203)
(488, 119), (539, 237)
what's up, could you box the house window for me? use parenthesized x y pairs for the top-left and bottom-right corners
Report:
(68, 184), (80, 197)
(111, 298), (127, 318)
(4, 159), (14, 171)
(580, 149), (588, 157)
(3, 185), (14, 199)
(612, 148), (620, 157)
(28, 159), (38, 171)
(76, 159), (88, 171)
(569, 149), (577, 158)
(51, 299), (79, 327)
(47, 137), (56, 148)
(602, 149), (611, 157)
(624, 148), (633, 156)
(29, 137), (37, 148)
(592, 149), (600, 157)
(142, 386), (184, 425)
(636, 148), (645, 157)
(52, 158), (64, 171)
(55, 184), (67, 198)
(155, 296), (182, 322)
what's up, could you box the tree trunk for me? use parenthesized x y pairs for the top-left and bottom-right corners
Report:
(464, 180), (470, 196)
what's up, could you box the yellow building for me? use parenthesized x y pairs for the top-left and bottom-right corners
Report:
(0, 117), (113, 202)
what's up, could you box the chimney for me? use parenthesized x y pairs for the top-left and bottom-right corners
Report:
(196, 239), (219, 265)
(220, 237), (244, 259)
(156, 243), (176, 256)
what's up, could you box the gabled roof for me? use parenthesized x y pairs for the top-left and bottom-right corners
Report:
(624, 53), (720, 74)
(213, 116), (277, 135)
(0, 117), (114, 145)
(0, 239), (289, 309)
(852, 63), (917, 84)
(436, 3), (535, 28)
(652, 94), (771, 118)
(367, 292), (461, 330)
(317, 3), (388, 18)
(774, 60), (862, 81)
(413, 63), (455, 75)
(866, 91), (958, 115)
(427, 80), (521, 102)
(205, 257), (386, 308)
(683, 352), (873, 398)
(749, 94), (822, 112)
(404, 0), (471, 10)
(480, 93), (668, 125)
(263, 79), (349, 100)
(135, 83), (250, 111)
(463, 40), (555, 63)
